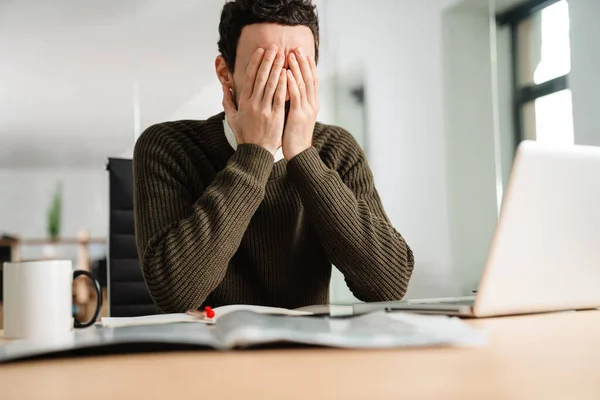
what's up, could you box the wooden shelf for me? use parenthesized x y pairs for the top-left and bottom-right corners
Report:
(18, 238), (107, 246)
(1, 238), (106, 247)
(1, 236), (107, 266)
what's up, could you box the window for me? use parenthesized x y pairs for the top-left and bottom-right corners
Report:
(498, 0), (573, 147)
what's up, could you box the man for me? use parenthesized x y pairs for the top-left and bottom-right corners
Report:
(133, 0), (414, 314)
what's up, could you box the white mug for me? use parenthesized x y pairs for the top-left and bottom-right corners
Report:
(2, 260), (102, 340)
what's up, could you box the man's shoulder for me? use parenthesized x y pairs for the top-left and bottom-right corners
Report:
(314, 121), (366, 162)
(135, 113), (225, 155)
(138, 115), (222, 145)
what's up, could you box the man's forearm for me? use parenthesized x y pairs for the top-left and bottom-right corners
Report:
(287, 147), (414, 302)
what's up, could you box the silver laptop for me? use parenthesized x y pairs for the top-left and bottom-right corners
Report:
(354, 141), (600, 318)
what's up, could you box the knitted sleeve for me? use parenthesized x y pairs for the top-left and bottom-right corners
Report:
(287, 127), (414, 301)
(133, 124), (273, 313)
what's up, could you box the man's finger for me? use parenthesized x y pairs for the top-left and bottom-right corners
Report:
(308, 55), (319, 105)
(295, 48), (314, 104)
(288, 52), (306, 104)
(273, 69), (287, 111)
(240, 48), (266, 100)
(263, 50), (285, 105)
(287, 69), (301, 108)
(222, 85), (237, 117)
(253, 44), (279, 101)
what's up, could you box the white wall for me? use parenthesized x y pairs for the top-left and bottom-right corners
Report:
(316, 0), (465, 299)
(0, 169), (108, 261)
(443, 7), (499, 294)
(569, 0), (600, 147)
(496, 25), (517, 191)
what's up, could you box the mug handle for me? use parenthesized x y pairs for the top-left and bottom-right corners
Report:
(72, 270), (103, 329)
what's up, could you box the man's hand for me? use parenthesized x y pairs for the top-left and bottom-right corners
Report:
(222, 45), (287, 156)
(283, 47), (320, 160)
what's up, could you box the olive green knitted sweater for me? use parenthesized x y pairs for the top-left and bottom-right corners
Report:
(133, 113), (414, 313)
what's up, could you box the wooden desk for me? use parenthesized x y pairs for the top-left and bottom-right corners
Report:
(0, 310), (599, 399)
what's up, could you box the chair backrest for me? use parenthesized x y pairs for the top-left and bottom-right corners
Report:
(0, 246), (10, 266)
(0, 242), (10, 301)
(107, 158), (158, 317)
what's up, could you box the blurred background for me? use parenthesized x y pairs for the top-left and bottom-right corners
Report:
(1, 0), (598, 315)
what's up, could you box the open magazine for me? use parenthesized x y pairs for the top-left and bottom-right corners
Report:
(0, 310), (486, 363)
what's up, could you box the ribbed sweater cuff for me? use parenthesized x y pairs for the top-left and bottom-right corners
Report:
(230, 144), (274, 186)
(287, 146), (354, 225)
(287, 147), (328, 184)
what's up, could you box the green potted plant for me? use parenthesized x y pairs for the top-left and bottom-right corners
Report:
(47, 182), (63, 241)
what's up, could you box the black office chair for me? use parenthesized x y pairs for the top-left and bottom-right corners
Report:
(107, 158), (159, 317)
(0, 238), (11, 302)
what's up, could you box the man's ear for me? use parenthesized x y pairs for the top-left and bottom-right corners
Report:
(215, 55), (233, 87)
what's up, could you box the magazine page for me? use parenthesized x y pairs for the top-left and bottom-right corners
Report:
(0, 311), (487, 363)
(99, 305), (312, 328)
(215, 310), (487, 349)
(0, 322), (221, 363)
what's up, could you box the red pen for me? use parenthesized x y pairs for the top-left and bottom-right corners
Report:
(204, 306), (215, 319)
(186, 306), (215, 320)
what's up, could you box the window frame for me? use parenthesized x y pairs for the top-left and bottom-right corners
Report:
(496, 0), (570, 146)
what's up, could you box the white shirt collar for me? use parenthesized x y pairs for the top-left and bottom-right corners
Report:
(223, 118), (284, 162)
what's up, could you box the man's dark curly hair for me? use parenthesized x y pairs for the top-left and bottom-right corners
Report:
(218, 0), (320, 72)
